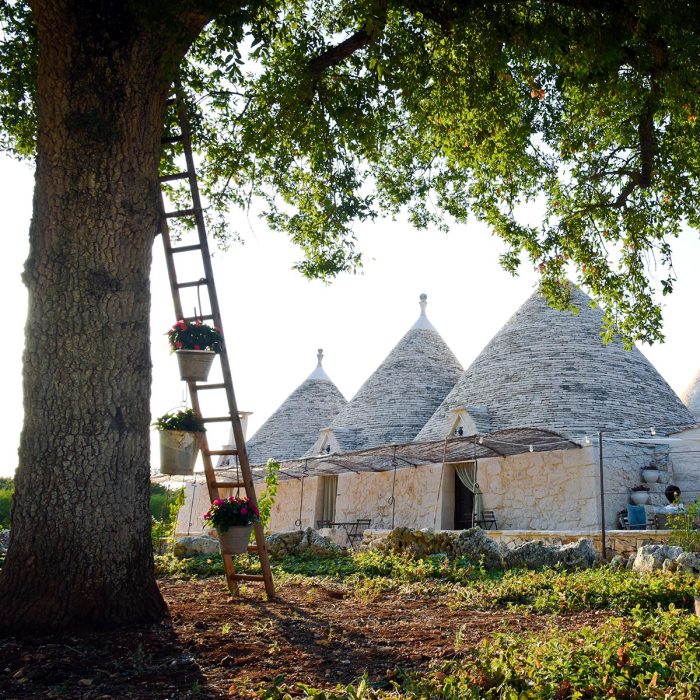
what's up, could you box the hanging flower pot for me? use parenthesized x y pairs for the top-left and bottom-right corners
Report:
(642, 467), (660, 484)
(176, 349), (216, 382)
(166, 319), (223, 383)
(153, 409), (205, 476)
(217, 525), (254, 554)
(630, 485), (651, 505)
(203, 495), (260, 555)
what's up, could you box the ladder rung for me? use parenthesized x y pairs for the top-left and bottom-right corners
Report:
(159, 172), (189, 183)
(202, 415), (232, 423)
(176, 279), (208, 289)
(164, 207), (197, 219)
(213, 481), (245, 488)
(183, 314), (214, 323)
(229, 574), (265, 582)
(161, 134), (183, 144)
(170, 244), (202, 254)
(206, 449), (238, 456)
(194, 383), (226, 390)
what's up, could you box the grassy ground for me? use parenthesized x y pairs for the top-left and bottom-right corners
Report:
(155, 550), (700, 699)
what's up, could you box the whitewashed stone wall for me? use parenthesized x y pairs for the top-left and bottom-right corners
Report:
(669, 427), (700, 503)
(333, 464), (446, 529)
(176, 438), (693, 536)
(267, 477), (321, 531)
(472, 447), (599, 529)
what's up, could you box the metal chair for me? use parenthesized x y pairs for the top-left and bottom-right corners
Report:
(475, 511), (498, 530)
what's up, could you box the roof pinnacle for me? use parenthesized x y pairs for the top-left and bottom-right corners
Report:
(307, 348), (331, 381)
(411, 293), (435, 331)
(419, 293), (427, 315)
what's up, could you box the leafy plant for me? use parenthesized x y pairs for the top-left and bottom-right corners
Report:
(166, 319), (223, 353)
(257, 459), (280, 531)
(151, 487), (185, 554)
(152, 408), (205, 433)
(0, 477), (13, 530)
(203, 495), (260, 531)
(667, 502), (700, 553)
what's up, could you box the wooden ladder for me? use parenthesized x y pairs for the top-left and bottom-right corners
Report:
(157, 88), (275, 598)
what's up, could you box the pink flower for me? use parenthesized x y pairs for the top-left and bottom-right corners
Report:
(177, 320), (187, 330)
(196, 319), (202, 326)
(175, 341), (184, 349)
(203, 511), (211, 519)
(240, 507), (248, 516)
(213, 499), (224, 506)
(228, 496), (235, 501)
(194, 344), (201, 350)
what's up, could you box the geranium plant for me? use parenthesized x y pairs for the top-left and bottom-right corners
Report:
(153, 408), (205, 433)
(203, 495), (260, 532)
(167, 319), (223, 353)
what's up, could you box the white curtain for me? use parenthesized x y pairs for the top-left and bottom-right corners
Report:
(321, 475), (338, 522)
(454, 462), (483, 524)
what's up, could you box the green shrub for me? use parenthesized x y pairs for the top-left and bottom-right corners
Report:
(667, 502), (700, 552)
(0, 478), (14, 529)
(403, 608), (700, 699)
(257, 459), (280, 531)
(151, 485), (184, 553)
(454, 566), (697, 614)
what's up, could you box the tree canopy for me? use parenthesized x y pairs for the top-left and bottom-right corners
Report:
(3, 1), (700, 343)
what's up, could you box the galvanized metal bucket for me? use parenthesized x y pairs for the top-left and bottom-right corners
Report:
(176, 349), (216, 382)
(159, 429), (202, 476)
(218, 525), (253, 554)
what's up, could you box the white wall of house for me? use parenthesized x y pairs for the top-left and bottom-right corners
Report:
(176, 438), (697, 537)
(265, 447), (603, 533)
(471, 447), (600, 529)
(669, 427), (700, 503)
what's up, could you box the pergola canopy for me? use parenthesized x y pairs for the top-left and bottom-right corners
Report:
(215, 428), (581, 482)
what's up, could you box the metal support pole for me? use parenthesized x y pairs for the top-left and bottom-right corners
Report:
(598, 431), (607, 560)
(390, 446), (398, 529)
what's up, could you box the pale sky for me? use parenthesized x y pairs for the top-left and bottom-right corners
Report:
(1, 154), (698, 477)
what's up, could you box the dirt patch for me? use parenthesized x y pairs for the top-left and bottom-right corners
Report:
(0, 577), (610, 698)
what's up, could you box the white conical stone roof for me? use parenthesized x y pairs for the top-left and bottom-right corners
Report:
(681, 370), (700, 420)
(235, 350), (347, 466)
(321, 294), (463, 452)
(417, 286), (695, 440)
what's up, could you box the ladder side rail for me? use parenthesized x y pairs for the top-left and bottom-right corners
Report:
(157, 197), (185, 321)
(157, 158), (242, 593)
(186, 380), (240, 595)
(173, 89), (275, 597)
(174, 91), (265, 515)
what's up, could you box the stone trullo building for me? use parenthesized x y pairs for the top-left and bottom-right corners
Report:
(176, 289), (699, 538)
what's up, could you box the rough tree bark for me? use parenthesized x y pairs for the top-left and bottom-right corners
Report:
(0, 1), (210, 632)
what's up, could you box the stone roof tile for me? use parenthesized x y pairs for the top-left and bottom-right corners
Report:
(417, 286), (695, 440)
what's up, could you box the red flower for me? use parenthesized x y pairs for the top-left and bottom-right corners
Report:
(177, 320), (187, 330)
(194, 345), (201, 350)
(195, 319), (202, 326)
(175, 341), (184, 349)
(240, 507), (248, 516)
(213, 499), (224, 506)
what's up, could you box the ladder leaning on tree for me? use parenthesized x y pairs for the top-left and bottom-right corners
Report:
(156, 87), (275, 598)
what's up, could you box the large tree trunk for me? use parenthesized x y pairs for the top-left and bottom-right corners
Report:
(0, 2), (207, 632)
